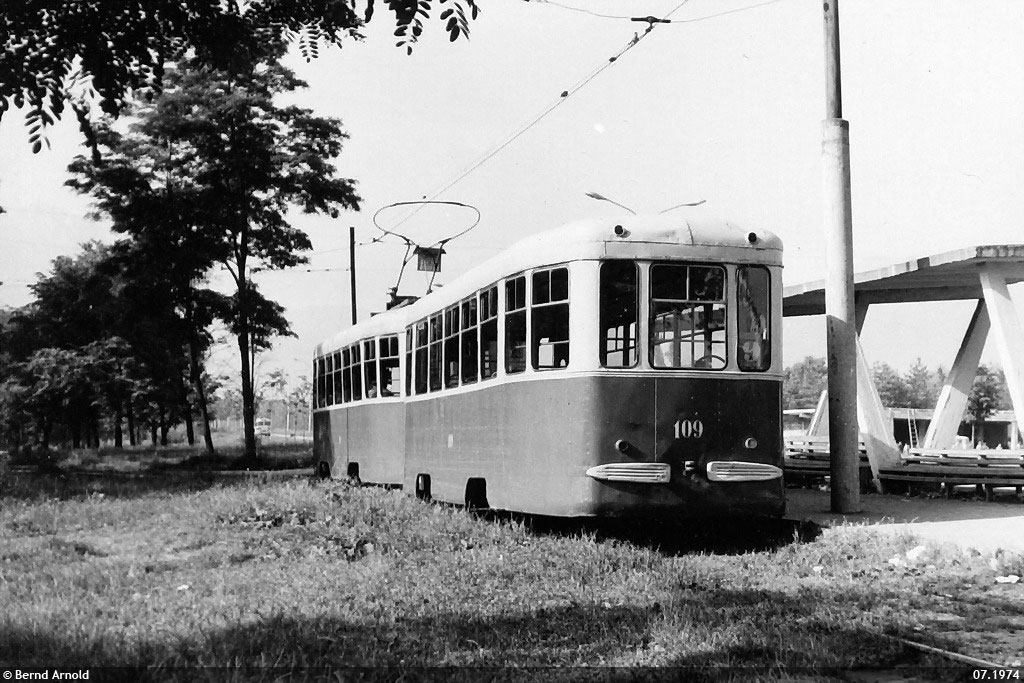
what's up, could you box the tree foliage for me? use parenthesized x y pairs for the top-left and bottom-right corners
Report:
(1, 0), (480, 155)
(66, 55), (360, 460)
(870, 359), (943, 409)
(966, 364), (1006, 426)
(0, 243), (202, 454)
(782, 356), (827, 410)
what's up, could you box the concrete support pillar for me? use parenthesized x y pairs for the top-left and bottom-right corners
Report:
(923, 300), (988, 449)
(822, 118), (859, 512)
(979, 269), (1024, 435)
(855, 338), (901, 487)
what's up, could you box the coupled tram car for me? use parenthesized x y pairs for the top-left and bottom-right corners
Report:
(312, 215), (785, 518)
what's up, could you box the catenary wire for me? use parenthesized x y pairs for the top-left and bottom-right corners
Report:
(379, 0), (694, 236)
(532, 0), (788, 24)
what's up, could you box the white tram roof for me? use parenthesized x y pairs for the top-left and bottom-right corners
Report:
(315, 214), (782, 356)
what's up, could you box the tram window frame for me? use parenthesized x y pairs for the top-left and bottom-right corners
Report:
(341, 348), (352, 402)
(332, 350), (343, 404)
(480, 285), (499, 380)
(649, 263), (728, 371)
(531, 267), (570, 370)
(461, 296), (479, 385)
(363, 339), (378, 398)
(414, 320), (428, 395)
(599, 260), (639, 368)
(443, 305), (460, 388)
(428, 313), (443, 392)
(504, 275), (527, 374)
(737, 265), (772, 372)
(380, 335), (401, 397)
(323, 354), (331, 406)
(350, 343), (363, 401)
(316, 357), (326, 408)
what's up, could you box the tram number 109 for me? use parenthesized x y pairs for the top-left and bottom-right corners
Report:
(674, 419), (704, 439)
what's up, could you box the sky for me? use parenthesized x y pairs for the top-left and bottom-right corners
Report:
(2, 0), (1023, 388)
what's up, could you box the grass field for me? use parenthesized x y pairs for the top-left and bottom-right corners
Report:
(1, 473), (1022, 680)
(6, 438), (315, 477)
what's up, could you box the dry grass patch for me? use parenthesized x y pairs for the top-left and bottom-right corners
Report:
(1, 476), (1021, 678)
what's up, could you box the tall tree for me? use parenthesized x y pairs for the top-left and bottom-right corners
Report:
(67, 55), (360, 461)
(871, 362), (910, 408)
(1, 0), (478, 155)
(5, 245), (188, 451)
(903, 358), (939, 409)
(966, 364), (1006, 445)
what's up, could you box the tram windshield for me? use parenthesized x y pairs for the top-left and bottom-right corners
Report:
(650, 264), (728, 370)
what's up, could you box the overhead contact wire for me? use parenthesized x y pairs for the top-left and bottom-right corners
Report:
(381, 4), (692, 235)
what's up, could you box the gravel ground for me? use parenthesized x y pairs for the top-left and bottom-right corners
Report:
(787, 487), (1024, 553)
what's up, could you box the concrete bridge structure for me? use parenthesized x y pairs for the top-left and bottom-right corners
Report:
(782, 245), (1024, 495)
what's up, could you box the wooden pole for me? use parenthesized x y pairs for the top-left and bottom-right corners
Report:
(349, 226), (358, 325)
(822, 0), (860, 512)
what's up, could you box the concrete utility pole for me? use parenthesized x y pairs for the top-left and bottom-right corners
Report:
(822, 0), (860, 513)
(349, 226), (358, 325)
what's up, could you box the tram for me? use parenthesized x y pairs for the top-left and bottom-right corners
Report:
(312, 215), (785, 518)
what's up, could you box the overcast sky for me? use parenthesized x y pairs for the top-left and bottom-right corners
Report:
(2, 0), (1023, 385)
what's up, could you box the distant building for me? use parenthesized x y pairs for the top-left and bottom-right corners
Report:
(786, 405), (1021, 449)
(887, 407), (1020, 450)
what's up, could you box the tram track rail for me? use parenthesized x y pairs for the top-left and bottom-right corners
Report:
(892, 633), (1019, 672)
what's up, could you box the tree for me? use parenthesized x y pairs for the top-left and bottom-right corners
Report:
(3, 241), (207, 452)
(103, 235), (221, 454)
(903, 358), (939, 409)
(966, 364), (1006, 444)
(67, 55), (360, 462)
(871, 362), (910, 409)
(286, 376), (313, 434)
(783, 356), (827, 410)
(1, 0), (479, 156)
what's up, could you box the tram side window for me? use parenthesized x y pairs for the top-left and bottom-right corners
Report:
(380, 335), (401, 397)
(316, 357), (326, 408)
(444, 306), (460, 388)
(363, 339), (378, 398)
(461, 296), (479, 384)
(332, 351), (343, 404)
(351, 344), (363, 401)
(600, 261), (639, 368)
(480, 286), (499, 380)
(505, 275), (527, 374)
(341, 348), (352, 402)
(532, 267), (570, 370)
(414, 320), (428, 395)
(650, 264), (727, 370)
(429, 314), (443, 392)
(737, 266), (771, 372)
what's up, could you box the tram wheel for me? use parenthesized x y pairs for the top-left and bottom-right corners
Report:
(415, 474), (432, 502)
(316, 461), (331, 480)
(347, 462), (361, 485)
(465, 478), (488, 510)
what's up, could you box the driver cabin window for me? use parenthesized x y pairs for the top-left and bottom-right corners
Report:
(737, 266), (771, 371)
(599, 260), (638, 368)
(650, 264), (727, 370)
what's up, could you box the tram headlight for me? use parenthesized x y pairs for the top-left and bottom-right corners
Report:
(744, 437), (758, 449)
(615, 439), (643, 459)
